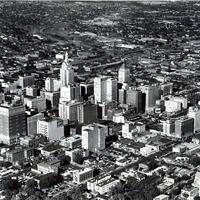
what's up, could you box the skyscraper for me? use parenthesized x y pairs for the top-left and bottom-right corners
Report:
(118, 61), (130, 84)
(60, 52), (74, 86)
(174, 117), (194, 139)
(94, 76), (117, 104)
(59, 100), (82, 123)
(188, 106), (200, 133)
(140, 84), (161, 112)
(126, 87), (143, 113)
(162, 119), (175, 136)
(77, 102), (97, 124)
(82, 123), (106, 152)
(60, 84), (80, 103)
(0, 105), (26, 144)
(94, 76), (107, 103)
(45, 77), (54, 92)
(37, 117), (64, 141)
(106, 78), (118, 103)
(118, 83), (129, 105)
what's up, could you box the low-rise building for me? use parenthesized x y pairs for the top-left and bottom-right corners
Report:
(73, 168), (94, 184)
(95, 178), (120, 195)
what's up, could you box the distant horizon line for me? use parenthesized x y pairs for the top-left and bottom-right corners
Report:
(0, 0), (195, 2)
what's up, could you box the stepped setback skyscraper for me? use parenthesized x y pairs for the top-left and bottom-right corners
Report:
(60, 52), (74, 86)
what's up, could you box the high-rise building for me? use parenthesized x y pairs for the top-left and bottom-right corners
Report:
(161, 82), (173, 96)
(27, 112), (44, 137)
(106, 78), (118, 103)
(45, 91), (60, 109)
(24, 97), (46, 112)
(188, 106), (200, 133)
(0, 105), (26, 144)
(82, 123), (106, 152)
(162, 120), (175, 136)
(37, 117), (64, 141)
(60, 85), (80, 103)
(80, 83), (94, 100)
(118, 83), (129, 105)
(94, 76), (117, 103)
(77, 102), (97, 124)
(60, 52), (74, 86)
(171, 97), (188, 109)
(94, 76), (107, 103)
(18, 75), (35, 88)
(164, 100), (182, 113)
(174, 117), (194, 139)
(59, 100), (82, 123)
(45, 78), (61, 92)
(26, 87), (38, 97)
(126, 88), (143, 113)
(118, 62), (130, 84)
(45, 77), (54, 92)
(140, 84), (161, 111)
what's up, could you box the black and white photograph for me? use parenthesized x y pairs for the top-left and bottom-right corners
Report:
(0, 0), (199, 200)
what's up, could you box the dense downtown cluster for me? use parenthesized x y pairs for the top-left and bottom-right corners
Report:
(0, 1), (200, 200)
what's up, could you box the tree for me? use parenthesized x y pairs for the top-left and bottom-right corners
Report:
(2, 178), (21, 192)
(73, 153), (84, 165)
(111, 182), (124, 196)
(1, 178), (21, 200)
(52, 192), (72, 200)
(189, 156), (200, 167)
(26, 191), (46, 200)
(60, 155), (71, 166)
(24, 179), (38, 196)
(39, 173), (63, 189)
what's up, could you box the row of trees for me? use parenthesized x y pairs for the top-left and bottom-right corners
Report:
(110, 175), (160, 200)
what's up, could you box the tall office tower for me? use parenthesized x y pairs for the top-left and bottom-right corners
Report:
(77, 102), (97, 124)
(94, 76), (117, 103)
(118, 62), (130, 84)
(27, 112), (44, 137)
(45, 77), (54, 92)
(60, 52), (74, 86)
(118, 83), (129, 104)
(94, 76), (107, 103)
(80, 83), (94, 100)
(162, 119), (175, 136)
(161, 82), (173, 96)
(45, 78), (61, 92)
(140, 84), (161, 111)
(18, 75), (35, 88)
(60, 85), (80, 103)
(174, 117), (194, 139)
(24, 96), (46, 112)
(126, 87), (143, 113)
(82, 123), (106, 153)
(37, 117), (64, 141)
(106, 78), (118, 103)
(171, 97), (188, 109)
(26, 87), (38, 97)
(118, 89), (126, 104)
(59, 100), (82, 123)
(0, 105), (26, 144)
(188, 106), (200, 133)
(45, 91), (60, 109)
(97, 103), (108, 120)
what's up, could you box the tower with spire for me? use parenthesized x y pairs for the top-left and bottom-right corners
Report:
(60, 52), (74, 86)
